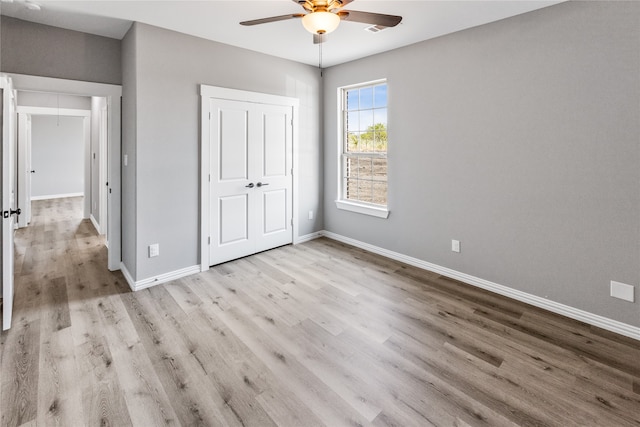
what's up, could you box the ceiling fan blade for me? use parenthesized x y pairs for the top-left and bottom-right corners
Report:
(313, 33), (327, 44)
(240, 14), (304, 26)
(339, 10), (402, 27)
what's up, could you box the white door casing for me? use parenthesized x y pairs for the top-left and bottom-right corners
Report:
(1, 76), (16, 330)
(200, 86), (299, 270)
(100, 105), (108, 237)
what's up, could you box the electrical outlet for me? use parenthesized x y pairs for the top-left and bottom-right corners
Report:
(149, 243), (159, 258)
(124, 154), (128, 166)
(308, 210), (314, 220)
(610, 281), (634, 302)
(451, 239), (461, 253)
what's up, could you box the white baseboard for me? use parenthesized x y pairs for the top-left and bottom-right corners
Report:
(31, 192), (84, 201)
(294, 231), (323, 244)
(321, 231), (640, 341)
(120, 262), (201, 292)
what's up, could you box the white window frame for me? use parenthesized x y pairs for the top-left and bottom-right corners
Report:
(335, 79), (390, 219)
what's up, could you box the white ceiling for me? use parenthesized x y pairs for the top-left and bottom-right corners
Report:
(0, 0), (563, 67)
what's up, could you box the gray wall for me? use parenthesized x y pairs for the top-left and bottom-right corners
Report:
(30, 115), (85, 198)
(121, 23), (138, 278)
(122, 22), (322, 281)
(323, 1), (640, 327)
(1, 16), (122, 85)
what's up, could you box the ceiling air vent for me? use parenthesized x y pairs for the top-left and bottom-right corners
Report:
(365, 25), (387, 33)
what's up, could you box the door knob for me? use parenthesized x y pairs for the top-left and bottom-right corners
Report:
(30, 170), (35, 173)
(245, 183), (255, 188)
(3, 208), (21, 219)
(256, 182), (269, 188)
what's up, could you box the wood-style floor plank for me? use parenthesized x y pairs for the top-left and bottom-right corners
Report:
(1, 318), (40, 427)
(2, 197), (640, 426)
(37, 327), (85, 427)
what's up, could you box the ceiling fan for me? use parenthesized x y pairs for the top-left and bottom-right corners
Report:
(240, 0), (403, 44)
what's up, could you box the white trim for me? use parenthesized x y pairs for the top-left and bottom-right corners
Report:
(16, 106), (90, 116)
(120, 262), (136, 291)
(335, 200), (390, 218)
(99, 104), (108, 237)
(7, 73), (122, 97)
(31, 192), (83, 201)
(321, 231), (640, 342)
(121, 263), (201, 292)
(200, 86), (298, 107)
(295, 231), (324, 244)
(199, 84), (300, 272)
(336, 79), (390, 218)
(89, 214), (101, 235)
(339, 78), (388, 92)
(200, 90), (210, 273)
(83, 116), (91, 219)
(292, 103), (300, 246)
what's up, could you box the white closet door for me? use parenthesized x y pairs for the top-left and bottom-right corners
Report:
(254, 103), (293, 253)
(209, 99), (292, 266)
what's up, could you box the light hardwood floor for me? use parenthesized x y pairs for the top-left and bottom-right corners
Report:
(1, 197), (639, 427)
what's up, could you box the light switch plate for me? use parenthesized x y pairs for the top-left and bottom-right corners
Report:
(452, 239), (460, 253)
(149, 243), (159, 258)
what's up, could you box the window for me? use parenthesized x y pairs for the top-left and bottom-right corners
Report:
(336, 80), (389, 218)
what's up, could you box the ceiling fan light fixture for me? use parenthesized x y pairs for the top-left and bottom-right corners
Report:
(302, 11), (340, 35)
(24, 1), (42, 11)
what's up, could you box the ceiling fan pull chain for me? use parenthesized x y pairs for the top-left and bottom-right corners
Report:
(319, 40), (323, 77)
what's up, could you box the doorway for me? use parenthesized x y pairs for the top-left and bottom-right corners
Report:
(17, 107), (91, 227)
(7, 74), (122, 272)
(200, 85), (300, 270)
(1, 74), (121, 331)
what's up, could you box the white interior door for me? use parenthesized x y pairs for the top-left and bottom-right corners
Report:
(2, 77), (16, 330)
(209, 98), (292, 266)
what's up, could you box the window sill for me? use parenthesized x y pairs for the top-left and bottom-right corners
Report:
(335, 200), (390, 219)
